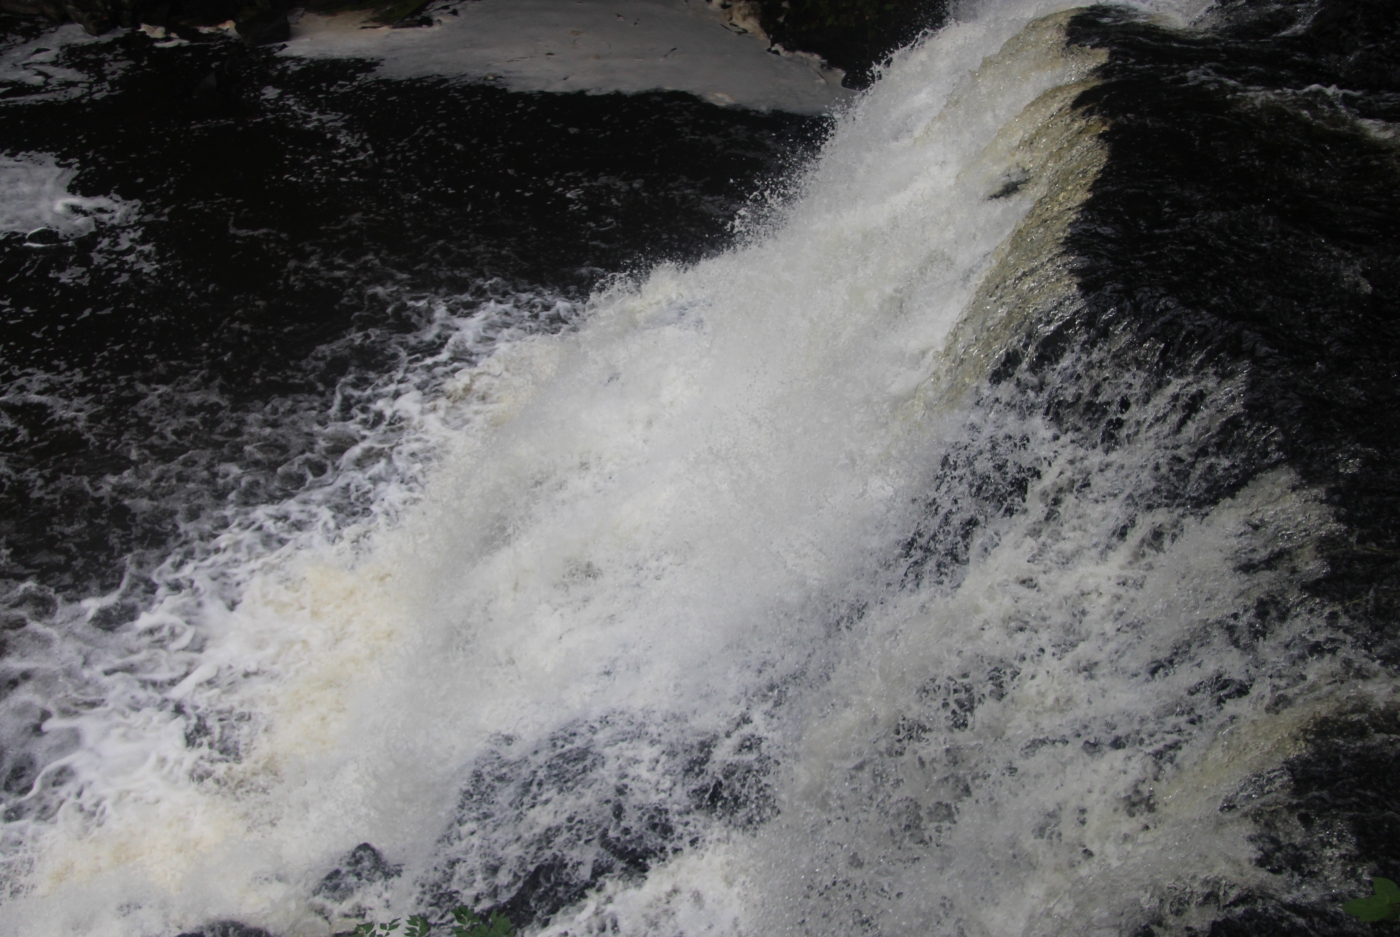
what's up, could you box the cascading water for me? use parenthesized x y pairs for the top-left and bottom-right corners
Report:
(2, 0), (1397, 934)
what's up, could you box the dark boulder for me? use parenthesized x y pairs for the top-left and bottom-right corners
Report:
(234, 7), (288, 44)
(314, 842), (403, 903)
(175, 923), (275, 937)
(364, 0), (426, 27)
(60, 0), (114, 32)
(122, 0), (170, 27)
(751, 0), (946, 87)
(21, 227), (63, 248)
(0, 0), (67, 21)
(170, 0), (238, 27)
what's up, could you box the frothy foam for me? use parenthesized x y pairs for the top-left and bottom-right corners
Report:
(0, 154), (133, 239)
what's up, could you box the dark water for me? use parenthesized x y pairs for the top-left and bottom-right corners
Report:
(1060, 2), (1400, 930)
(1067, 0), (1400, 628)
(0, 21), (823, 607)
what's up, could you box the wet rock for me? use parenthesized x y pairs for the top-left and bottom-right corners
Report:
(234, 8), (288, 45)
(314, 842), (403, 903)
(365, 0), (425, 26)
(0, 0), (67, 21)
(127, 0), (172, 27)
(61, 0), (114, 32)
(168, 0), (239, 27)
(1204, 900), (1355, 937)
(29, 0), (173, 26)
(22, 227), (62, 248)
(296, 0), (427, 27)
(423, 713), (776, 927)
(1200, 701), (1400, 935)
(753, 0), (946, 87)
(3, 584), (57, 621)
(88, 600), (141, 631)
(175, 923), (275, 937)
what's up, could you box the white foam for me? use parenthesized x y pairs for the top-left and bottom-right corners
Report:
(0, 154), (133, 239)
(0, 24), (113, 103)
(281, 0), (850, 113)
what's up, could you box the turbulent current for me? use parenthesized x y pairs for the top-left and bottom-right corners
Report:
(1, 0), (1398, 935)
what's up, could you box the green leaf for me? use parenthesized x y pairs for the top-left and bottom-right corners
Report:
(403, 915), (432, 937)
(1344, 895), (1397, 922)
(450, 907), (480, 937)
(1344, 880), (1400, 923)
(446, 907), (512, 937)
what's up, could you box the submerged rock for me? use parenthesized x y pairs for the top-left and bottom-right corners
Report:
(234, 7), (287, 44)
(314, 842), (404, 903)
(364, 0), (428, 27)
(421, 713), (777, 928)
(0, 0), (66, 22)
(58, 0), (113, 32)
(174, 924), (275, 937)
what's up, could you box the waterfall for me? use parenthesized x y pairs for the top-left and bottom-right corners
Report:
(2, 0), (1396, 934)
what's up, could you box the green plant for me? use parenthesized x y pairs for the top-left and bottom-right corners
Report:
(1345, 878), (1400, 922)
(451, 907), (514, 937)
(349, 907), (512, 937)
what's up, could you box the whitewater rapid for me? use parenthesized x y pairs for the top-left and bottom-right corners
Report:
(3, 0), (1392, 934)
